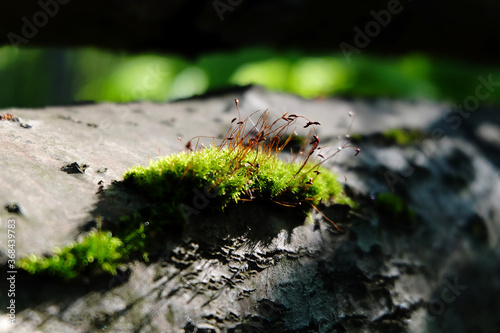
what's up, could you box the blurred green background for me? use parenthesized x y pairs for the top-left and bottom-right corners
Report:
(1, 46), (499, 109)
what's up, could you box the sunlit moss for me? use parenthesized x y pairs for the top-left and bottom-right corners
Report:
(124, 146), (353, 215)
(18, 226), (148, 280)
(122, 107), (359, 238)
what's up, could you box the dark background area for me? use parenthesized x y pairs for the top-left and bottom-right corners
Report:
(2, 0), (499, 62)
(0, 0), (500, 108)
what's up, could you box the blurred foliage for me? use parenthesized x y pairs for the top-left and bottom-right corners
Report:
(1, 46), (500, 109)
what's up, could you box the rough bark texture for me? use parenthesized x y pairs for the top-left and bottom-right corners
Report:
(1, 86), (500, 332)
(1, 1), (499, 63)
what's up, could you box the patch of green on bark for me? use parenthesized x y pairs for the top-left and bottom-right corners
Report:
(17, 223), (148, 280)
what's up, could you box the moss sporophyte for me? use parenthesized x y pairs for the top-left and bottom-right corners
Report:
(124, 99), (359, 226)
(17, 99), (360, 279)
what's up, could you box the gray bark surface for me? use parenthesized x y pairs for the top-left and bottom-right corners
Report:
(1, 86), (499, 332)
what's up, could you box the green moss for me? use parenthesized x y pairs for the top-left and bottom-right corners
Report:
(124, 146), (352, 215)
(18, 225), (148, 280)
(121, 109), (358, 232)
(18, 230), (123, 279)
(375, 192), (416, 223)
(382, 128), (423, 146)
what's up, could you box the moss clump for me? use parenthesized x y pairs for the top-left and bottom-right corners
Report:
(124, 107), (358, 226)
(375, 192), (416, 223)
(124, 146), (352, 216)
(18, 225), (148, 280)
